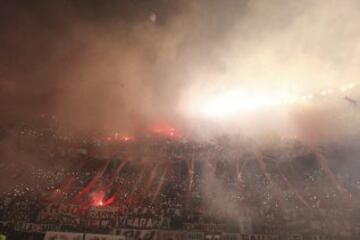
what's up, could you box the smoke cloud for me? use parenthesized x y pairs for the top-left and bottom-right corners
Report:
(2, 1), (360, 230)
(1, 0), (360, 139)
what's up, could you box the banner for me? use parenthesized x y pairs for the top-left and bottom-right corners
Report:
(88, 207), (120, 219)
(39, 204), (84, 218)
(38, 204), (169, 229)
(222, 233), (239, 240)
(85, 233), (126, 240)
(184, 224), (226, 232)
(84, 218), (115, 229)
(204, 233), (221, 240)
(119, 217), (162, 229)
(239, 234), (279, 240)
(110, 228), (157, 240)
(14, 222), (61, 233)
(37, 204), (85, 224)
(44, 231), (84, 240)
(284, 235), (303, 240)
(159, 230), (184, 240)
(86, 215), (167, 229)
(185, 232), (204, 240)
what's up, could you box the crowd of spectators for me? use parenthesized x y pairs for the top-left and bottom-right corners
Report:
(1, 122), (360, 239)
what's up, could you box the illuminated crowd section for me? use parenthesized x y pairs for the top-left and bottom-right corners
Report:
(184, 83), (357, 118)
(1, 122), (360, 239)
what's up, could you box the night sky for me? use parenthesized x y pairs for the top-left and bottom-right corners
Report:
(0, 0), (246, 131)
(1, 0), (360, 139)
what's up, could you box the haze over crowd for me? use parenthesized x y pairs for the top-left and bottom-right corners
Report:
(1, 0), (360, 140)
(1, 3), (360, 239)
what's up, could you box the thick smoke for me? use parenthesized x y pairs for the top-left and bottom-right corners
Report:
(0, 0), (244, 135)
(1, 0), (360, 139)
(179, 0), (360, 142)
(1, 0), (360, 225)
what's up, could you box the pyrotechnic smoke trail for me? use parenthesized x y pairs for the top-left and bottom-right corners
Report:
(202, 160), (216, 202)
(74, 159), (111, 201)
(279, 172), (310, 209)
(234, 159), (247, 199)
(237, 159), (247, 181)
(130, 167), (146, 195)
(264, 155), (311, 209)
(143, 163), (160, 194)
(104, 194), (116, 206)
(166, 159), (181, 185)
(314, 149), (350, 198)
(186, 157), (194, 202)
(151, 168), (167, 203)
(109, 160), (128, 182)
(95, 160), (128, 206)
(107, 161), (128, 202)
(255, 152), (286, 208)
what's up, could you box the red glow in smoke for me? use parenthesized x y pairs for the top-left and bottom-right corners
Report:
(106, 133), (133, 142)
(96, 200), (104, 207)
(150, 123), (181, 138)
(91, 191), (116, 207)
(104, 195), (116, 205)
(91, 191), (105, 207)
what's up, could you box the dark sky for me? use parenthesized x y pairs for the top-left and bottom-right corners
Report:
(1, 0), (360, 140)
(0, 0), (249, 134)
(0, 0), (174, 120)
